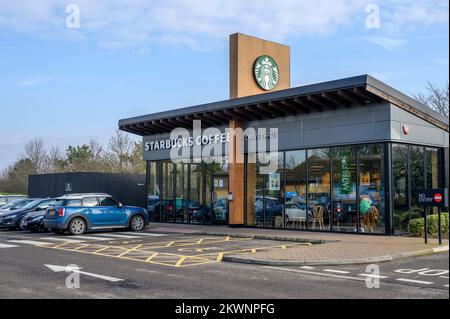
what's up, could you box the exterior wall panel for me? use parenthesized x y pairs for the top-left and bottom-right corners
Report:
(28, 173), (147, 208)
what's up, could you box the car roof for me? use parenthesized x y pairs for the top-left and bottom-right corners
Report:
(0, 195), (27, 198)
(57, 193), (111, 200)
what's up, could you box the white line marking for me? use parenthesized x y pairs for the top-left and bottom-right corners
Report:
(300, 266), (315, 270)
(358, 274), (388, 279)
(45, 264), (123, 282)
(0, 243), (20, 248)
(119, 232), (167, 237)
(264, 266), (366, 282)
(69, 235), (115, 241)
(440, 276), (449, 279)
(8, 240), (52, 246)
(444, 284), (449, 288)
(90, 233), (140, 239)
(324, 269), (350, 274)
(40, 237), (85, 243)
(396, 278), (434, 285)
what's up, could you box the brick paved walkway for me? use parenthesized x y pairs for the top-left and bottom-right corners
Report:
(147, 223), (449, 265)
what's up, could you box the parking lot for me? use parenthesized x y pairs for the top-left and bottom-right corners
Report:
(1, 230), (310, 268)
(0, 228), (448, 299)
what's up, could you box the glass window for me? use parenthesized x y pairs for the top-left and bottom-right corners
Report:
(65, 199), (82, 207)
(393, 144), (410, 234)
(426, 148), (440, 189)
(190, 163), (204, 224)
(161, 161), (175, 222)
(246, 153), (283, 228)
(263, 153), (284, 228)
(148, 162), (161, 222)
(358, 144), (385, 234)
(410, 146), (425, 222)
(246, 155), (264, 227)
(83, 197), (99, 207)
(37, 200), (59, 210)
(98, 197), (119, 207)
(426, 147), (441, 215)
(175, 163), (189, 223)
(307, 148), (331, 231)
(211, 158), (229, 225)
(285, 150), (307, 230)
(331, 147), (357, 232)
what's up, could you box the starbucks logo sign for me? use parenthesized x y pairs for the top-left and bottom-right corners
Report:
(254, 55), (280, 91)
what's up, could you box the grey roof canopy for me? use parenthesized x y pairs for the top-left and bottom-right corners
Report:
(119, 75), (449, 136)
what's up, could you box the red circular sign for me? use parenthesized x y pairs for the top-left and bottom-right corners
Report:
(434, 193), (442, 203)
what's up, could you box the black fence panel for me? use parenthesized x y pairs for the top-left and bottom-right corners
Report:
(28, 173), (146, 208)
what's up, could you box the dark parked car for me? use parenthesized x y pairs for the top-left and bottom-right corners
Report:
(0, 198), (34, 215)
(21, 210), (49, 232)
(0, 198), (57, 230)
(0, 195), (27, 208)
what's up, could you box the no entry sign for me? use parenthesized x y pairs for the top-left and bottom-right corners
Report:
(417, 189), (448, 208)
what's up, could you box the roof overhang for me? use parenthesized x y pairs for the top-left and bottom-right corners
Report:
(119, 75), (449, 136)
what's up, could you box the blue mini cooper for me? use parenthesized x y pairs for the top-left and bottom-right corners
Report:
(43, 193), (149, 235)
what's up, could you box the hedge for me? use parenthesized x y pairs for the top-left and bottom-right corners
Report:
(408, 213), (449, 237)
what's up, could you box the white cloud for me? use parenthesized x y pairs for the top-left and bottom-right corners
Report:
(364, 36), (407, 50)
(14, 76), (52, 87)
(0, 0), (448, 50)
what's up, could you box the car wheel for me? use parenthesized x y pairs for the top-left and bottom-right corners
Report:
(129, 215), (145, 231)
(69, 218), (86, 235)
(17, 217), (26, 230)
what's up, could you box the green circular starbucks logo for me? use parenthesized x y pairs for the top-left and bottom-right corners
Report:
(254, 55), (280, 91)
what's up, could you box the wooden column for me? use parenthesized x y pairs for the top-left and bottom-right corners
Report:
(228, 119), (245, 226)
(228, 33), (291, 227)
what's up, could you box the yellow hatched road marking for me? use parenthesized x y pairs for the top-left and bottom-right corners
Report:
(175, 256), (187, 267)
(74, 244), (91, 251)
(33, 236), (313, 268)
(145, 253), (159, 262)
(118, 244), (144, 257)
(216, 253), (224, 262)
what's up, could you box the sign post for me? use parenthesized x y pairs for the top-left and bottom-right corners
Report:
(417, 189), (448, 245)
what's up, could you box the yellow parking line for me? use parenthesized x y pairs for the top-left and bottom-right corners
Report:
(145, 253), (159, 262)
(175, 256), (187, 267)
(118, 244), (144, 257)
(73, 244), (91, 251)
(93, 247), (110, 254)
(216, 253), (224, 262)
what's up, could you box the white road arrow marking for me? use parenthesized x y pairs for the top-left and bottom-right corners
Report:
(44, 264), (124, 283)
(0, 243), (20, 248)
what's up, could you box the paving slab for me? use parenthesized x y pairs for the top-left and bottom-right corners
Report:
(147, 223), (449, 266)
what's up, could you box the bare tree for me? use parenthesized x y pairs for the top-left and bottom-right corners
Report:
(46, 146), (66, 173)
(24, 138), (47, 174)
(413, 81), (449, 117)
(107, 130), (134, 173)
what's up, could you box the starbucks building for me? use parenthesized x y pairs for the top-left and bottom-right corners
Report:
(119, 33), (449, 235)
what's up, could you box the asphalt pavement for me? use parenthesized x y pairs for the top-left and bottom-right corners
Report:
(0, 229), (448, 299)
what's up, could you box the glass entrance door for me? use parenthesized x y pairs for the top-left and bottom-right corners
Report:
(206, 159), (229, 225)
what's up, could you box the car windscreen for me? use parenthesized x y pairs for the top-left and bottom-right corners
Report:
(20, 199), (44, 210)
(10, 199), (34, 210)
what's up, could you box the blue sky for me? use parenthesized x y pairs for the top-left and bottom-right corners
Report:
(0, 0), (448, 170)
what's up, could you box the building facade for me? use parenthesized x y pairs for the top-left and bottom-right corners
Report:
(119, 34), (449, 235)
